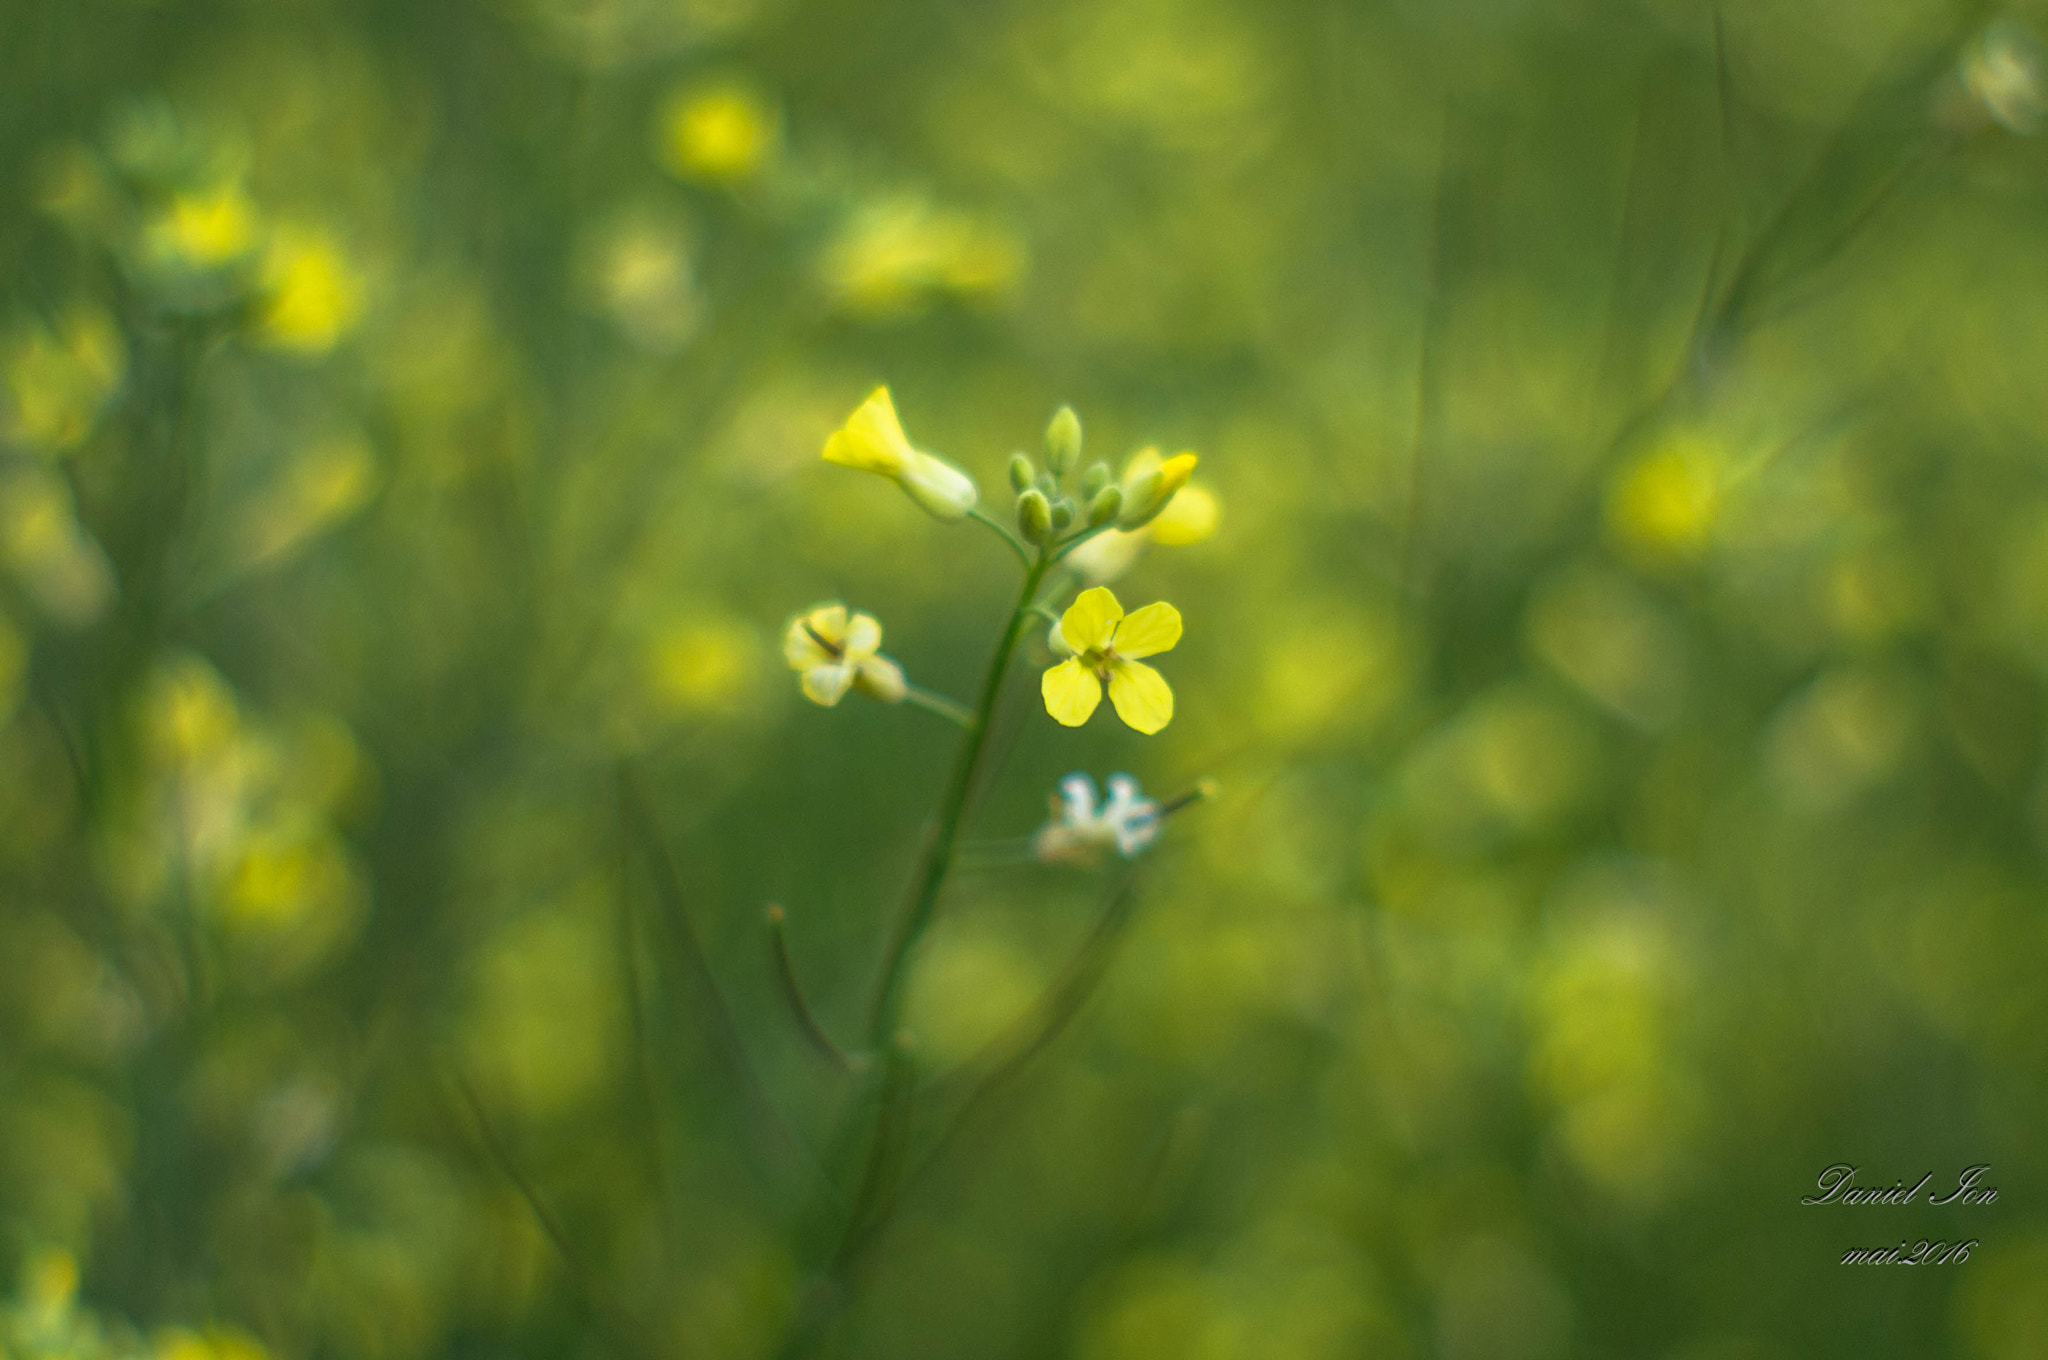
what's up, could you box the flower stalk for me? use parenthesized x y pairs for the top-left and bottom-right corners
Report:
(863, 545), (1055, 1047)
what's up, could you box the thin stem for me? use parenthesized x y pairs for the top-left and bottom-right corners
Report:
(456, 1076), (667, 1360)
(864, 548), (1054, 1048)
(767, 905), (858, 1072)
(831, 1035), (918, 1272)
(856, 872), (1144, 1260)
(901, 683), (975, 728)
(968, 506), (1032, 565)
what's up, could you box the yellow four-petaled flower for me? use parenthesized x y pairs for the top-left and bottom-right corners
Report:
(1041, 587), (1181, 734)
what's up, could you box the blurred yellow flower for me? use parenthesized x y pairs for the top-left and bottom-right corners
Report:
(0, 468), (115, 626)
(258, 228), (365, 353)
(240, 434), (379, 564)
(821, 386), (978, 521)
(1606, 434), (1729, 562)
(820, 196), (1025, 316)
(783, 603), (906, 706)
(658, 82), (777, 182)
(648, 615), (759, 714)
(146, 183), (259, 269)
(25, 1246), (78, 1317)
(1042, 586), (1180, 733)
(1149, 480), (1219, 544)
(4, 306), (125, 453)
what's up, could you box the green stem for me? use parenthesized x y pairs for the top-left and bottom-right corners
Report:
(968, 506), (1032, 565)
(901, 683), (975, 728)
(864, 548), (1053, 1048)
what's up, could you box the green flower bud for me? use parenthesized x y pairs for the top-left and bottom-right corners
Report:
(1080, 462), (1112, 497)
(1017, 488), (1053, 543)
(1118, 453), (1198, 529)
(1087, 483), (1123, 526)
(1008, 452), (1035, 493)
(1045, 405), (1082, 476)
(1116, 467), (1163, 527)
(1051, 496), (1075, 532)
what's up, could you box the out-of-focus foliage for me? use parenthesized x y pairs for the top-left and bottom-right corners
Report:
(2, 0), (2047, 1357)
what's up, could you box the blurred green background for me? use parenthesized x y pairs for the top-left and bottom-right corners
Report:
(3, 0), (2048, 1357)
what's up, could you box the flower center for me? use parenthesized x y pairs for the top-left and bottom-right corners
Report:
(804, 620), (844, 658)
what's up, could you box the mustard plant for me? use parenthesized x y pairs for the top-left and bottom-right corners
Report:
(765, 387), (1216, 1352)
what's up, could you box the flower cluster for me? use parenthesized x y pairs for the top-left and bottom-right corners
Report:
(792, 387), (1215, 732)
(785, 386), (1215, 864)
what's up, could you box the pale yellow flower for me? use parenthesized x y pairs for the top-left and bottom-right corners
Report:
(821, 386), (979, 521)
(783, 603), (906, 706)
(1041, 586), (1181, 734)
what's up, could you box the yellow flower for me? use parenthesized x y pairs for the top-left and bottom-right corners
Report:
(783, 603), (906, 706)
(146, 183), (259, 269)
(658, 83), (778, 183)
(1042, 586), (1181, 734)
(257, 228), (364, 354)
(822, 386), (979, 521)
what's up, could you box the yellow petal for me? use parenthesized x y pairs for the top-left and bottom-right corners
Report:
(1041, 658), (1103, 726)
(1150, 483), (1219, 545)
(1059, 586), (1123, 653)
(1107, 659), (1173, 734)
(842, 610), (882, 660)
(801, 663), (856, 706)
(1112, 601), (1181, 659)
(822, 387), (913, 477)
(1155, 452), (1197, 499)
(783, 604), (846, 668)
